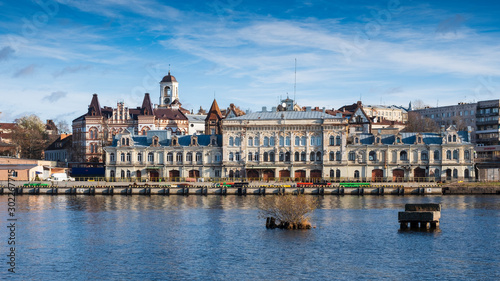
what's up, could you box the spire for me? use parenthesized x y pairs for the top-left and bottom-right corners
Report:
(205, 99), (223, 121)
(87, 94), (102, 116)
(141, 93), (154, 115)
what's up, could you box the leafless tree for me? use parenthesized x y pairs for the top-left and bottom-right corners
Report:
(403, 112), (439, 132)
(259, 194), (318, 226)
(11, 115), (49, 159)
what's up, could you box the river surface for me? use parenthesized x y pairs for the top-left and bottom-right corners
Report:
(1, 195), (499, 280)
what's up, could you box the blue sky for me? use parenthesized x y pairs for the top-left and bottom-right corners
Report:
(1, 0), (499, 125)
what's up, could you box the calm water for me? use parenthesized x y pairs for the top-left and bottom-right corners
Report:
(1, 195), (499, 280)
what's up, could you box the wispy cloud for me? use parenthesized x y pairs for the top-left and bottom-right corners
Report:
(53, 65), (92, 78)
(13, 64), (37, 78)
(43, 91), (67, 102)
(0, 46), (14, 61)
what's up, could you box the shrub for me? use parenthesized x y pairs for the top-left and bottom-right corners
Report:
(259, 194), (318, 229)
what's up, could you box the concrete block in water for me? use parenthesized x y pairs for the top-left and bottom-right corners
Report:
(398, 211), (440, 222)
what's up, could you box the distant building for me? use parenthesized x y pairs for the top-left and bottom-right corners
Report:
(44, 134), (72, 164)
(363, 104), (409, 123)
(0, 123), (17, 157)
(475, 99), (500, 146)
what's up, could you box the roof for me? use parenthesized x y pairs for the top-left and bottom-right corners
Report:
(45, 135), (72, 151)
(185, 114), (207, 123)
(154, 108), (188, 120)
(141, 93), (154, 116)
(228, 111), (341, 120)
(206, 99), (223, 121)
(0, 123), (16, 130)
(161, 71), (177, 83)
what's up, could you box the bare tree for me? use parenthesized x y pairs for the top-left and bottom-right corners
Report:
(55, 119), (70, 134)
(403, 112), (439, 132)
(259, 194), (318, 229)
(412, 99), (429, 110)
(11, 115), (49, 159)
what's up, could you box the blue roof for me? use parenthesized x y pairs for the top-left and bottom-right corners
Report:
(227, 111), (341, 120)
(111, 134), (222, 147)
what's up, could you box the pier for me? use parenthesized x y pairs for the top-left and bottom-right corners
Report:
(0, 182), (444, 196)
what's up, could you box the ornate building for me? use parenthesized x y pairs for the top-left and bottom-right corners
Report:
(72, 72), (190, 164)
(104, 129), (222, 180)
(103, 99), (475, 182)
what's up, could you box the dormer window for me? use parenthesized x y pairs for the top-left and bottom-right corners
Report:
(152, 136), (159, 147)
(396, 137), (401, 144)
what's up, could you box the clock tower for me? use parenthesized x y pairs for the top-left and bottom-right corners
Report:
(159, 71), (179, 107)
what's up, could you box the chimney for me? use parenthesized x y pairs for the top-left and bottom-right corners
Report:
(262, 106), (267, 112)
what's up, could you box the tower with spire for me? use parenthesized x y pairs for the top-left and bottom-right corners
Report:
(159, 71), (179, 107)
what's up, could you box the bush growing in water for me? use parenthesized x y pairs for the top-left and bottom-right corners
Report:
(259, 194), (318, 229)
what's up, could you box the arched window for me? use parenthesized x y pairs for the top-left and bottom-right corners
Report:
(120, 153), (125, 162)
(148, 152), (154, 162)
(396, 137), (401, 144)
(464, 169), (470, 178)
(235, 137), (241, 146)
(229, 137), (234, 146)
(300, 136), (306, 146)
(369, 151), (376, 161)
(264, 137), (269, 146)
(176, 153), (182, 163)
(295, 136), (300, 146)
(248, 152), (253, 161)
(285, 152), (290, 162)
(254, 153), (259, 161)
(348, 151), (356, 161)
(453, 135), (457, 142)
(121, 138), (125, 146)
(279, 136), (284, 146)
(329, 136), (335, 146)
(310, 136), (315, 146)
(295, 152), (299, 161)
(186, 152), (193, 162)
(215, 153), (221, 162)
(400, 151), (408, 161)
(453, 150), (458, 160)
(446, 150), (451, 160)
(165, 153), (171, 162)
(254, 137), (259, 146)
(110, 153), (115, 162)
(464, 150), (470, 160)
(329, 152), (335, 161)
(121, 170), (125, 178)
(235, 170), (240, 178)
(269, 137), (275, 146)
(330, 169), (335, 178)
(336, 136), (341, 146)
(269, 152), (275, 162)
(336, 169), (341, 178)
(421, 151), (428, 160)
(354, 170), (360, 178)
(126, 153), (131, 162)
(301, 152), (306, 161)
(310, 152), (315, 161)
(434, 150), (440, 160)
(279, 152), (284, 161)
(263, 152), (268, 162)
(235, 152), (240, 161)
(229, 152), (234, 161)
(110, 170), (115, 178)
(126, 138), (129, 146)
(316, 151), (322, 161)
(126, 170), (131, 178)
(196, 152), (202, 162)
(336, 151), (341, 161)
(448, 135), (452, 142)
(248, 137), (253, 146)
(453, 169), (458, 178)
(285, 136), (290, 146)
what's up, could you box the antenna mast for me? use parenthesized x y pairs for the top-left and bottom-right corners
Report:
(294, 58), (297, 103)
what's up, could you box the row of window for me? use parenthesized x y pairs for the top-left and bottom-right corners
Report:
(328, 168), (470, 179)
(228, 151), (324, 162)
(230, 136), (326, 147)
(110, 152), (222, 163)
(346, 149), (471, 161)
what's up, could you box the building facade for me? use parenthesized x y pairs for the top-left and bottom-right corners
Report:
(104, 130), (222, 180)
(72, 72), (190, 164)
